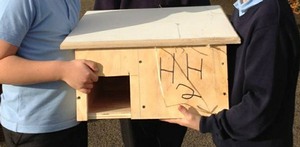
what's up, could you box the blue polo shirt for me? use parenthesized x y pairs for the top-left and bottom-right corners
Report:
(0, 0), (80, 133)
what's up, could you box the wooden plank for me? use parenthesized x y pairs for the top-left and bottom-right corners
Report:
(76, 91), (88, 121)
(138, 48), (182, 118)
(209, 45), (229, 113)
(60, 5), (240, 50)
(135, 46), (228, 118)
(88, 76), (131, 119)
(75, 45), (229, 119)
(75, 49), (139, 76)
(88, 92), (131, 119)
(130, 75), (142, 119)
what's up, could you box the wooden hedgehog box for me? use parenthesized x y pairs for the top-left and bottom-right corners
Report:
(60, 5), (240, 121)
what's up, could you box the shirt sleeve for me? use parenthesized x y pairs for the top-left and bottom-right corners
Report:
(0, 0), (35, 47)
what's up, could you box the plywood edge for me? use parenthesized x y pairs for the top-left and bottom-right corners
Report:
(76, 92), (88, 121)
(88, 108), (131, 119)
(60, 38), (241, 50)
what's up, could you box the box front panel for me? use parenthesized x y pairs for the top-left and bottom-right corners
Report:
(132, 45), (228, 119)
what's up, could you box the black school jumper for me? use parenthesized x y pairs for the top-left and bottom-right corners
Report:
(200, 0), (300, 146)
(94, 0), (210, 9)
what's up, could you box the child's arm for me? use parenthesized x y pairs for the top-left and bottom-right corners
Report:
(0, 40), (99, 94)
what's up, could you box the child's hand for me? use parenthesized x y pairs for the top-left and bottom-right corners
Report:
(162, 105), (201, 131)
(61, 59), (99, 94)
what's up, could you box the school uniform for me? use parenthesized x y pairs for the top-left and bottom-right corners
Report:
(200, 0), (300, 146)
(94, 0), (210, 9)
(0, 0), (87, 146)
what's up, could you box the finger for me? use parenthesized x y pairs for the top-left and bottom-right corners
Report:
(83, 83), (94, 89)
(161, 118), (181, 124)
(79, 88), (91, 94)
(90, 73), (98, 82)
(178, 105), (189, 116)
(83, 61), (99, 82)
(84, 60), (99, 72)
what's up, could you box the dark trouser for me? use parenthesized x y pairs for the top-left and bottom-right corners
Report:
(120, 119), (187, 147)
(2, 122), (87, 147)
